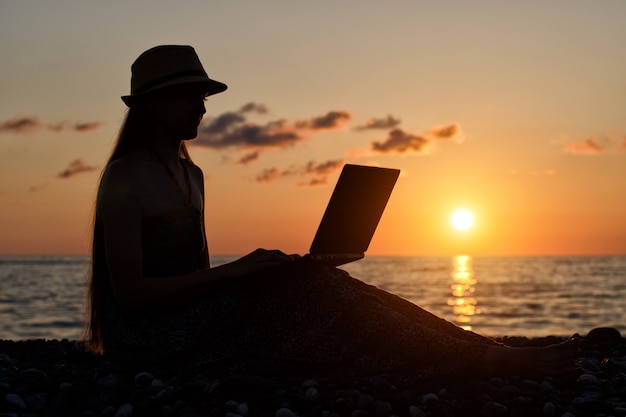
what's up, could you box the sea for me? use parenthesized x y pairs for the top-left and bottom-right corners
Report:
(1, 255), (625, 341)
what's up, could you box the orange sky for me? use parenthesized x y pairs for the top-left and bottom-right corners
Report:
(1, 2), (625, 256)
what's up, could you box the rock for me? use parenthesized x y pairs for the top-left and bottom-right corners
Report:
(21, 367), (46, 378)
(59, 381), (75, 393)
(302, 379), (318, 388)
(357, 393), (374, 409)
(579, 358), (601, 372)
(156, 386), (174, 399)
(97, 374), (119, 392)
(236, 401), (249, 416)
(421, 393), (438, 405)
(25, 392), (48, 410)
(133, 371), (154, 386)
(114, 403), (133, 417)
(539, 379), (555, 393)
(160, 405), (176, 417)
(224, 399), (239, 410)
(585, 327), (622, 345)
(480, 401), (508, 417)
(5, 393), (26, 410)
(100, 405), (116, 416)
(614, 406), (626, 416)
(372, 400), (392, 417)
(0, 382), (11, 394)
(577, 373), (598, 383)
(275, 407), (295, 417)
(542, 401), (555, 417)
(408, 405), (426, 417)
(305, 386), (319, 400)
(0, 354), (12, 365)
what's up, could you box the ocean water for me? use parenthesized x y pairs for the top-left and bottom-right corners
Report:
(0, 255), (625, 341)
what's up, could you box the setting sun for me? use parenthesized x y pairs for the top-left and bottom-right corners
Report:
(451, 209), (474, 231)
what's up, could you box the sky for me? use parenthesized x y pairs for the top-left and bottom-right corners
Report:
(1, 1), (625, 257)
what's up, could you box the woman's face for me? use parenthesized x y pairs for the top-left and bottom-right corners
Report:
(146, 84), (208, 141)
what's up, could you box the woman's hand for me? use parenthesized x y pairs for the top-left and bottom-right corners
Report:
(230, 248), (296, 276)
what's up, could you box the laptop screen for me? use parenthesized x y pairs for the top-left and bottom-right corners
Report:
(309, 164), (399, 257)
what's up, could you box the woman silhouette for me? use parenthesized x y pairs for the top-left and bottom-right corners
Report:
(87, 45), (576, 379)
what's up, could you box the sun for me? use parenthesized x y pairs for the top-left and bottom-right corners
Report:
(451, 209), (474, 231)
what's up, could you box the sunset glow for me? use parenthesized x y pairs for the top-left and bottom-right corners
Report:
(451, 209), (474, 232)
(0, 2), (625, 256)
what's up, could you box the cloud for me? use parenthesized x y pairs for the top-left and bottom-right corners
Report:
(371, 123), (463, 154)
(296, 111), (352, 130)
(428, 123), (462, 140)
(255, 167), (283, 183)
(298, 159), (343, 186)
(0, 116), (42, 134)
(57, 159), (99, 178)
(564, 133), (626, 155)
(254, 159), (343, 186)
(29, 183), (50, 193)
(237, 151), (260, 165)
(372, 128), (430, 153)
(564, 138), (603, 155)
(73, 121), (103, 132)
(50, 121), (104, 132)
(194, 104), (352, 164)
(304, 159), (343, 176)
(239, 102), (268, 114)
(355, 114), (401, 130)
(297, 177), (329, 187)
(0, 115), (103, 135)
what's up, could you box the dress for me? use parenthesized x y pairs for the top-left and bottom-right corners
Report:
(102, 209), (498, 380)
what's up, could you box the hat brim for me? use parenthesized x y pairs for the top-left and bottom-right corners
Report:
(121, 76), (227, 106)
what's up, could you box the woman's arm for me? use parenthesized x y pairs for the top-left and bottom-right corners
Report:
(98, 160), (291, 316)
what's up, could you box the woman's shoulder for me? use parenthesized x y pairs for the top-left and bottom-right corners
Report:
(101, 157), (146, 185)
(98, 156), (156, 204)
(185, 160), (204, 183)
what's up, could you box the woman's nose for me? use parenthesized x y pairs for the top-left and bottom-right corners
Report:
(197, 99), (206, 115)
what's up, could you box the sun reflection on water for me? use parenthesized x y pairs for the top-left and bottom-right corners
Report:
(448, 255), (480, 331)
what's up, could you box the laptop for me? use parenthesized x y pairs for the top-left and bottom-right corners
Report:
(305, 164), (400, 266)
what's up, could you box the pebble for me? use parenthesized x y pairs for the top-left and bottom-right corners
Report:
(542, 401), (555, 417)
(420, 392), (438, 405)
(372, 400), (392, 416)
(305, 386), (319, 400)
(275, 407), (295, 417)
(482, 401), (508, 417)
(0, 354), (11, 365)
(97, 374), (119, 391)
(408, 405), (426, 417)
(357, 393), (373, 409)
(577, 373), (598, 383)
(236, 401), (249, 416)
(133, 371), (154, 386)
(114, 403), (133, 417)
(101, 405), (116, 416)
(5, 393), (26, 410)
(1, 330), (626, 416)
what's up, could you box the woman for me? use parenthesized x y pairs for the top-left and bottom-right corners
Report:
(87, 45), (576, 379)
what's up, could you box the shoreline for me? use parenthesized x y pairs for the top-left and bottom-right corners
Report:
(2, 329), (626, 416)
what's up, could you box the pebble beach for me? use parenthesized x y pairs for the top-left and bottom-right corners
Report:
(1, 328), (625, 417)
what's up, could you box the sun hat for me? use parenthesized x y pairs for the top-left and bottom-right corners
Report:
(121, 45), (227, 106)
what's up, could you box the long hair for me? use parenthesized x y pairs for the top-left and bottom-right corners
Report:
(85, 106), (194, 353)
